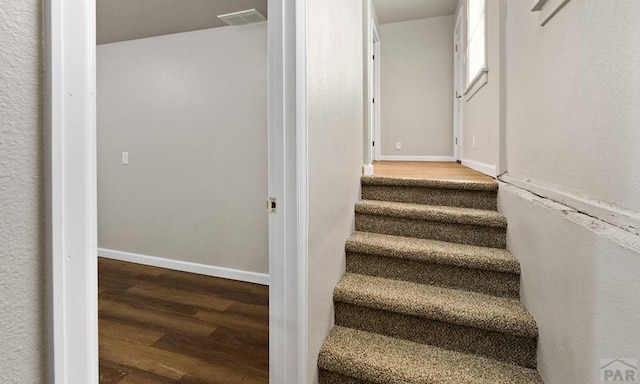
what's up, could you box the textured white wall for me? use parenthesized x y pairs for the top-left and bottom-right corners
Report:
(0, 1), (46, 382)
(499, 1), (640, 383)
(97, 24), (268, 273)
(307, 0), (364, 382)
(505, 0), (640, 212)
(500, 185), (640, 384)
(380, 16), (455, 157)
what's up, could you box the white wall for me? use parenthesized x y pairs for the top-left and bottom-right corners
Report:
(505, 0), (640, 213)
(0, 0), (46, 382)
(307, 0), (364, 382)
(455, 0), (504, 176)
(97, 23), (269, 274)
(500, 185), (640, 384)
(498, 1), (640, 383)
(379, 16), (455, 157)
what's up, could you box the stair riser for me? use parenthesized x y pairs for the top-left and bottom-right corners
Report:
(355, 214), (507, 248)
(335, 303), (537, 369)
(362, 185), (497, 210)
(346, 253), (520, 298)
(319, 370), (371, 384)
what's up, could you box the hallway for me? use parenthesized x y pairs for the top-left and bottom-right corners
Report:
(373, 161), (494, 182)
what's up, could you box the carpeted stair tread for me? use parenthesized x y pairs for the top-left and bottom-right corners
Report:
(362, 176), (498, 191)
(355, 200), (507, 228)
(335, 273), (537, 339)
(319, 326), (543, 384)
(346, 232), (519, 274)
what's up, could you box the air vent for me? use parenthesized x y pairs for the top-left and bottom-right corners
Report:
(218, 9), (267, 26)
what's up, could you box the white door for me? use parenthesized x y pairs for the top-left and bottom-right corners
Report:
(453, 12), (464, 160)
(371, 24), (381, 161)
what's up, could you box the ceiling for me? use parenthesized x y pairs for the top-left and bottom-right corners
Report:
(97, 0), (268, 44)
(373, 0), (458, 25)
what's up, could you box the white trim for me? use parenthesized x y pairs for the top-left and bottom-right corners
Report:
(461, 158), (497, 177)
(378, 156), (456, 162)
(465, 0), (488, 89)
(268, 0), (307, 383)
(98, 249), (269, 285)
(365, 3), (382, 165)
(531, 0), (547, 11)
(540, 0), (570, 26)
(464, 70), (488, 100)
(362, 163), (374, 176)
(46, 0), (99, 382)
(499, 174), (640, 236)
(48, 0), (304, 383)
(532, 0), (571, 26)
(295, 0), (309, 381)
(372, 23), (381, 162)
(453, 10), (464, 161)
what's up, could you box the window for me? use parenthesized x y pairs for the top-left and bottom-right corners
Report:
(466, 0), (487, 88)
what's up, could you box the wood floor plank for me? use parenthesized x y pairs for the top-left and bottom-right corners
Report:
(195, 308), (268, 334)
(99, 269), (138, 291)
(99, 318), (165, 346)
(100, 289), (203, 317)
(116, 371), (176, 384)
(127, 282), (235, 312)
(99, 359), (128, 384)
(153, 332), (269, 378)
(208, 325), (269, 350)
(225, 302), (270, 321)
(99, 298), (216, 338)
(101, 335), (267, 384)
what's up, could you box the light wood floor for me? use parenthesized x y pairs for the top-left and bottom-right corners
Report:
(372, 161), (494, 183)
(98, 258), (269, 384)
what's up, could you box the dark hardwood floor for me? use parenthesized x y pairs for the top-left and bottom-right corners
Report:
(98, 258), (269, 384)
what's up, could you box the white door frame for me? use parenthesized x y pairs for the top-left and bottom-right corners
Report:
(371, 23), (382, 163)
(453, 10), (464, 161)
(44, 0), (308, 382)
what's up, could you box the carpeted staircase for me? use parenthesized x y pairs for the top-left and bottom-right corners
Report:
(318, 176), (544, 384)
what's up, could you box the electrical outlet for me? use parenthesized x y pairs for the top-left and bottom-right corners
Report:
(122, 152), (129, 165)
(472, 137), (476, 149)
(396, 142), (402, 150)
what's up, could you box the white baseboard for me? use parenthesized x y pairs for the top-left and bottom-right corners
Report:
(362, 163), (374, 176)
(98, 248), (270, 286)
(461, 158), (497, 177)
(377, 155), (455, 162)
(499, 174), (640, 236)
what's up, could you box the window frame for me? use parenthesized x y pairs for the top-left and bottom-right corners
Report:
(464, 0), (488, 93)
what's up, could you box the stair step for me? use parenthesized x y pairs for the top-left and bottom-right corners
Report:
(362, 176), (498, 210)
(334, 274), (537, 368)
(346, 232), (518, 273)
(319, 326), (543, 384)
(355, 200), (507, 248)
(346, 232), (520, 297)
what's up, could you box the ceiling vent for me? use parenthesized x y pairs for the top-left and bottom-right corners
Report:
(218, 9), (267, 26)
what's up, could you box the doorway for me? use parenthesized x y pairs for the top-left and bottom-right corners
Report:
(370, 23), (381, 163)
(46, 0), (306, 383)
(454, 10), (464, 161)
